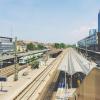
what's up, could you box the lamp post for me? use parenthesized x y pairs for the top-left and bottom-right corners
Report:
(14, 37), (18, 81)
(0, 53), (3, 91)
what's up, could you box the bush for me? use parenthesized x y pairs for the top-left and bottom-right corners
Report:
(27, 43), (36, 50)
(31, 61), (39, 69)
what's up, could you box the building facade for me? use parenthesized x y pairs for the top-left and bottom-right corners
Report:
(78, 11), (100, 52)
(77, 29), (99, 51)
(89, 29), (96, 36)
(0, 37), (14, 53)
(17, 41), (27, 53)
(98, 11), (100, 32)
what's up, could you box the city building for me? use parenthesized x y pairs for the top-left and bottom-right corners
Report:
(89, 29), (97, 36)
(0, 37), (14, 53)
(78, 30), (98, 51)
(98, 11), (100, 32)
(17, 41), (27, 53)
(78, 11), (100, 52)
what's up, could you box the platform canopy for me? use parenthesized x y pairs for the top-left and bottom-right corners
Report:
(58, 49), (96, 75)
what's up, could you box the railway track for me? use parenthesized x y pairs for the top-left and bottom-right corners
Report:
(66, 48), (91, 75)
(68, 50), (75, 75)
(13, 50), (66, 100)
(0, 64), (27, 77)
(72, 50), (89, 74)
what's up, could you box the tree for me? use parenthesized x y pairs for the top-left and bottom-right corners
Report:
(54, 43), (60, 48)
(54, 43), (66, 49)
(37, 44), (46, 50)
(60, 43), (66, 48)
(27, 43), (36, 50)
(66, 44), (76, 48)
(31, 60), (39, 69)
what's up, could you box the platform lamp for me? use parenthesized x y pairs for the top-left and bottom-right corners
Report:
(14, 37), (18, 81)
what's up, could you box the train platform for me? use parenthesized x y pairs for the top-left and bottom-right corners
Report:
(53, 88), (76, 100)
(55, 88), (76, 100)
(0, 58), (55, 100)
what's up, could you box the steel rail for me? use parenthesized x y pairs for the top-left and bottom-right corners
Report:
(13, 51), (66, 100)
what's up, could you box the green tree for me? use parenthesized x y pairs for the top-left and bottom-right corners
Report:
(31, 60), (39, 69)
(60, 43), (66, 48)
(54, 43), (60, 48)
(66, 44), (76, 48)
(37, 44), (46, 50)
(54, 43), (66, 49)
(27, 43), (36, 50)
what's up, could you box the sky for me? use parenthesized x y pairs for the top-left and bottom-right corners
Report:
(0, 0), (100, 44)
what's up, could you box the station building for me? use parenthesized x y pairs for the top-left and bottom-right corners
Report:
(77, 29), (99, 51)
(0, 37), (14, 54)
(77, 11), (100, 52)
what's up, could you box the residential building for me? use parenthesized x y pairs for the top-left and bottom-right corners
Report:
(17, 41), (27, 52)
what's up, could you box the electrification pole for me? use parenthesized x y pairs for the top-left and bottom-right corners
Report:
(0, 53), (3, 91)
(65, 65), (68, 100)
(85, 39), (88, 58)
(70, 71), (72, 88)
(14, 37), (18, 81)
